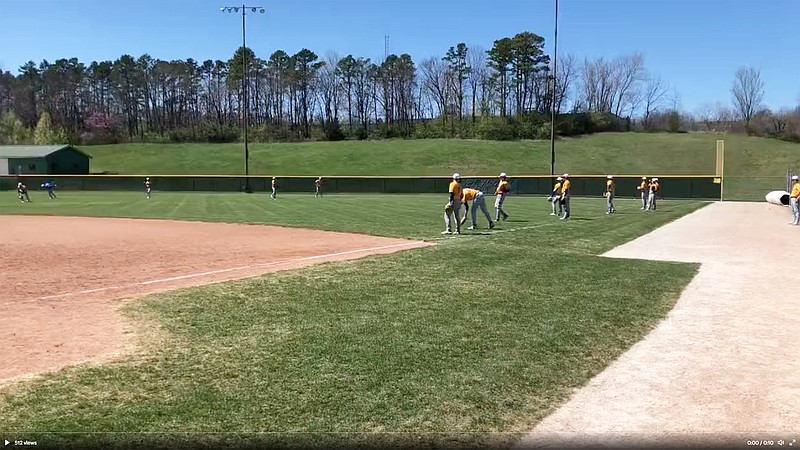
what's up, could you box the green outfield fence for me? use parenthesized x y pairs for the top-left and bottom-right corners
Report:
(1, 174), (724, 199)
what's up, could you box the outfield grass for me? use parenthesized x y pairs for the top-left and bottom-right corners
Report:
(81, 133), (800, 201)
(0, 192), (705, 448)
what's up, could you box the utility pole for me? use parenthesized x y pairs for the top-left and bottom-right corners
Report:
(549, 0), (559, 176)
(221, 5), (264, 192)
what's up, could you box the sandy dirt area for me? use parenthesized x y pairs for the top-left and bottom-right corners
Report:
(0, 216), (431, 386)
(516, 202), (800, 449)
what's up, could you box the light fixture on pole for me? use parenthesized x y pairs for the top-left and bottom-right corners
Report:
(549, 0), (558, 176)
(221, 4), (264, 193)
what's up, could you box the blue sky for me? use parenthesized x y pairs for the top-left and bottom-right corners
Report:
(0, 0), (797, 112)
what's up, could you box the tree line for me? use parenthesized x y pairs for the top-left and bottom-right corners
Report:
(0, 30), (797, 145)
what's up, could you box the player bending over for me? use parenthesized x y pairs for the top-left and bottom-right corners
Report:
(459, 187), (495, 230)
(17, 182), (31, 203)
(42, 180), (57, 199)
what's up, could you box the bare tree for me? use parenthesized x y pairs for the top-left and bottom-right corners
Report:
(317, 51), (341, 128)
(419, 57), (449, 124)
(554, 54), (577, 113)
(641, 74), (668, 129)
(467, 45), (487, 123)
(731, 66), (764, 130)
(612, 53), (645, 117)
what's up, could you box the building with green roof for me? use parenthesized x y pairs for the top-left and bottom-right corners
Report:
(0, 145), (91, 175)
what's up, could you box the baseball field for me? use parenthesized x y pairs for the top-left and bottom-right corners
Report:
(1, 132), (799, 449)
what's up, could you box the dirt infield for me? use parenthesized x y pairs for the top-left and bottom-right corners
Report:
(0, 216), (431, 385)
(517, 202), (800, 448)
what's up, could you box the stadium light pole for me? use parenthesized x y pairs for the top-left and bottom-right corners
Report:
(221, 5), (265, 193)
(549, 0), (558, 176)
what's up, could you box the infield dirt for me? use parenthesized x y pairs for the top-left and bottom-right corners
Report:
(0, 216), (430, 386)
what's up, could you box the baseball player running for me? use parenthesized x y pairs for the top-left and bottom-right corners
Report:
(145, 177), (152, 199)
(314, 177), (323, 197)
(42, 180), (57, 199)
(605, 175), (616, 214)
(442, 173), (463, 235)
(271, 177), (277, 199)
(495, 172), (511, 221)
(548, 176), (563, 216)
(646, 177), (660, 211)
(790, 175), (799, 225)
(459, 187), (495, 230)
(17, 181), (31, 203)
(637, 177), (648, 210)
(559, 173), (571, 220)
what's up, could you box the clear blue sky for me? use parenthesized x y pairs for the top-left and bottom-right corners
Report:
(0, 0), (797, 112)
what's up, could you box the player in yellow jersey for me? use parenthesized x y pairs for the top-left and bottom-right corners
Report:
(443, 173), (463, 235)
(548, 176), (563, 216)
(459, 187), (495, 230)
(271, 177), (277, 199)
(790, 175), (800, 225)
(637, 177), (648, 210)
(646, 177), (660, 211)
(494, 172), (510, 221)
(559, 173), (571, 220)
(605, 175), (616, 214)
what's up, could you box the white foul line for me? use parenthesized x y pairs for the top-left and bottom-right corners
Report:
(28, 241), (427, 303)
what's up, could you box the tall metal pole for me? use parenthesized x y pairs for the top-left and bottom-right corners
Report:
(221, 5), (264, 192)
(549, 0), (558, 176)
(242, 4), (250, 192)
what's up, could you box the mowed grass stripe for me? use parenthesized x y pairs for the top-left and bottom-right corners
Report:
(0, 193), (705, 447)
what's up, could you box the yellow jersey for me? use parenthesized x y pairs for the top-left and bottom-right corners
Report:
(561, 179), (571, 193)
(552, 181), (562, 194)
(449, 180), (463, 201)
(791, 182), (800, 198)
(462, 188), (479, 202)
(606, 180), (614, 193)
(495, 180), (510, 195)
(650, 182), (660, 192)
(639, 180), (647, 190)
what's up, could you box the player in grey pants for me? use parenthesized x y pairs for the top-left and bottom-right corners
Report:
(461, 188), (495, 230)
(559, 173), (571, 220)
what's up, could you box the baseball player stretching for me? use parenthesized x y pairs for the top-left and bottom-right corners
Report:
(145, 177), (152, 199)
(637, 177), (648, 210)
(605, 175), (616, 214)
(549, 176), (563, 216)
(559, 173), (571, 220)
(271, 177), (277, 199)
(646, 177), (660, 211)
(790, 175), (800, 225)
(460, 187), (495, 230)
(17, 181), (31, 203)
(442, 173), (463, 235)
(314, 177), (323, 197)
(495, 172), (510, 221)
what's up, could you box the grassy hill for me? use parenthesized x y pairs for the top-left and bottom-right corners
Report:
(82, 132), (800, 200)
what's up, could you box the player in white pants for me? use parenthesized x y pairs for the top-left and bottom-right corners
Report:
(646, 177), (660, 211)
(442, 173), (463, 235)
(495, 172), (510, 221)
(638, 177), (648, 210)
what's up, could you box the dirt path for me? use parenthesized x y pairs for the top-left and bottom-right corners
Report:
(0, 216), (431, 386)
(516, 202), (800, 449)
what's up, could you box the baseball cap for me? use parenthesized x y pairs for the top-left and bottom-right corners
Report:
(499, 172), (507, 178)
(557, 177), (563, 181)
(793, 175), (799, 180)
(453, 173), (460, 180)
(607, 175), (613, 179)
(562, 173), (569, 178)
